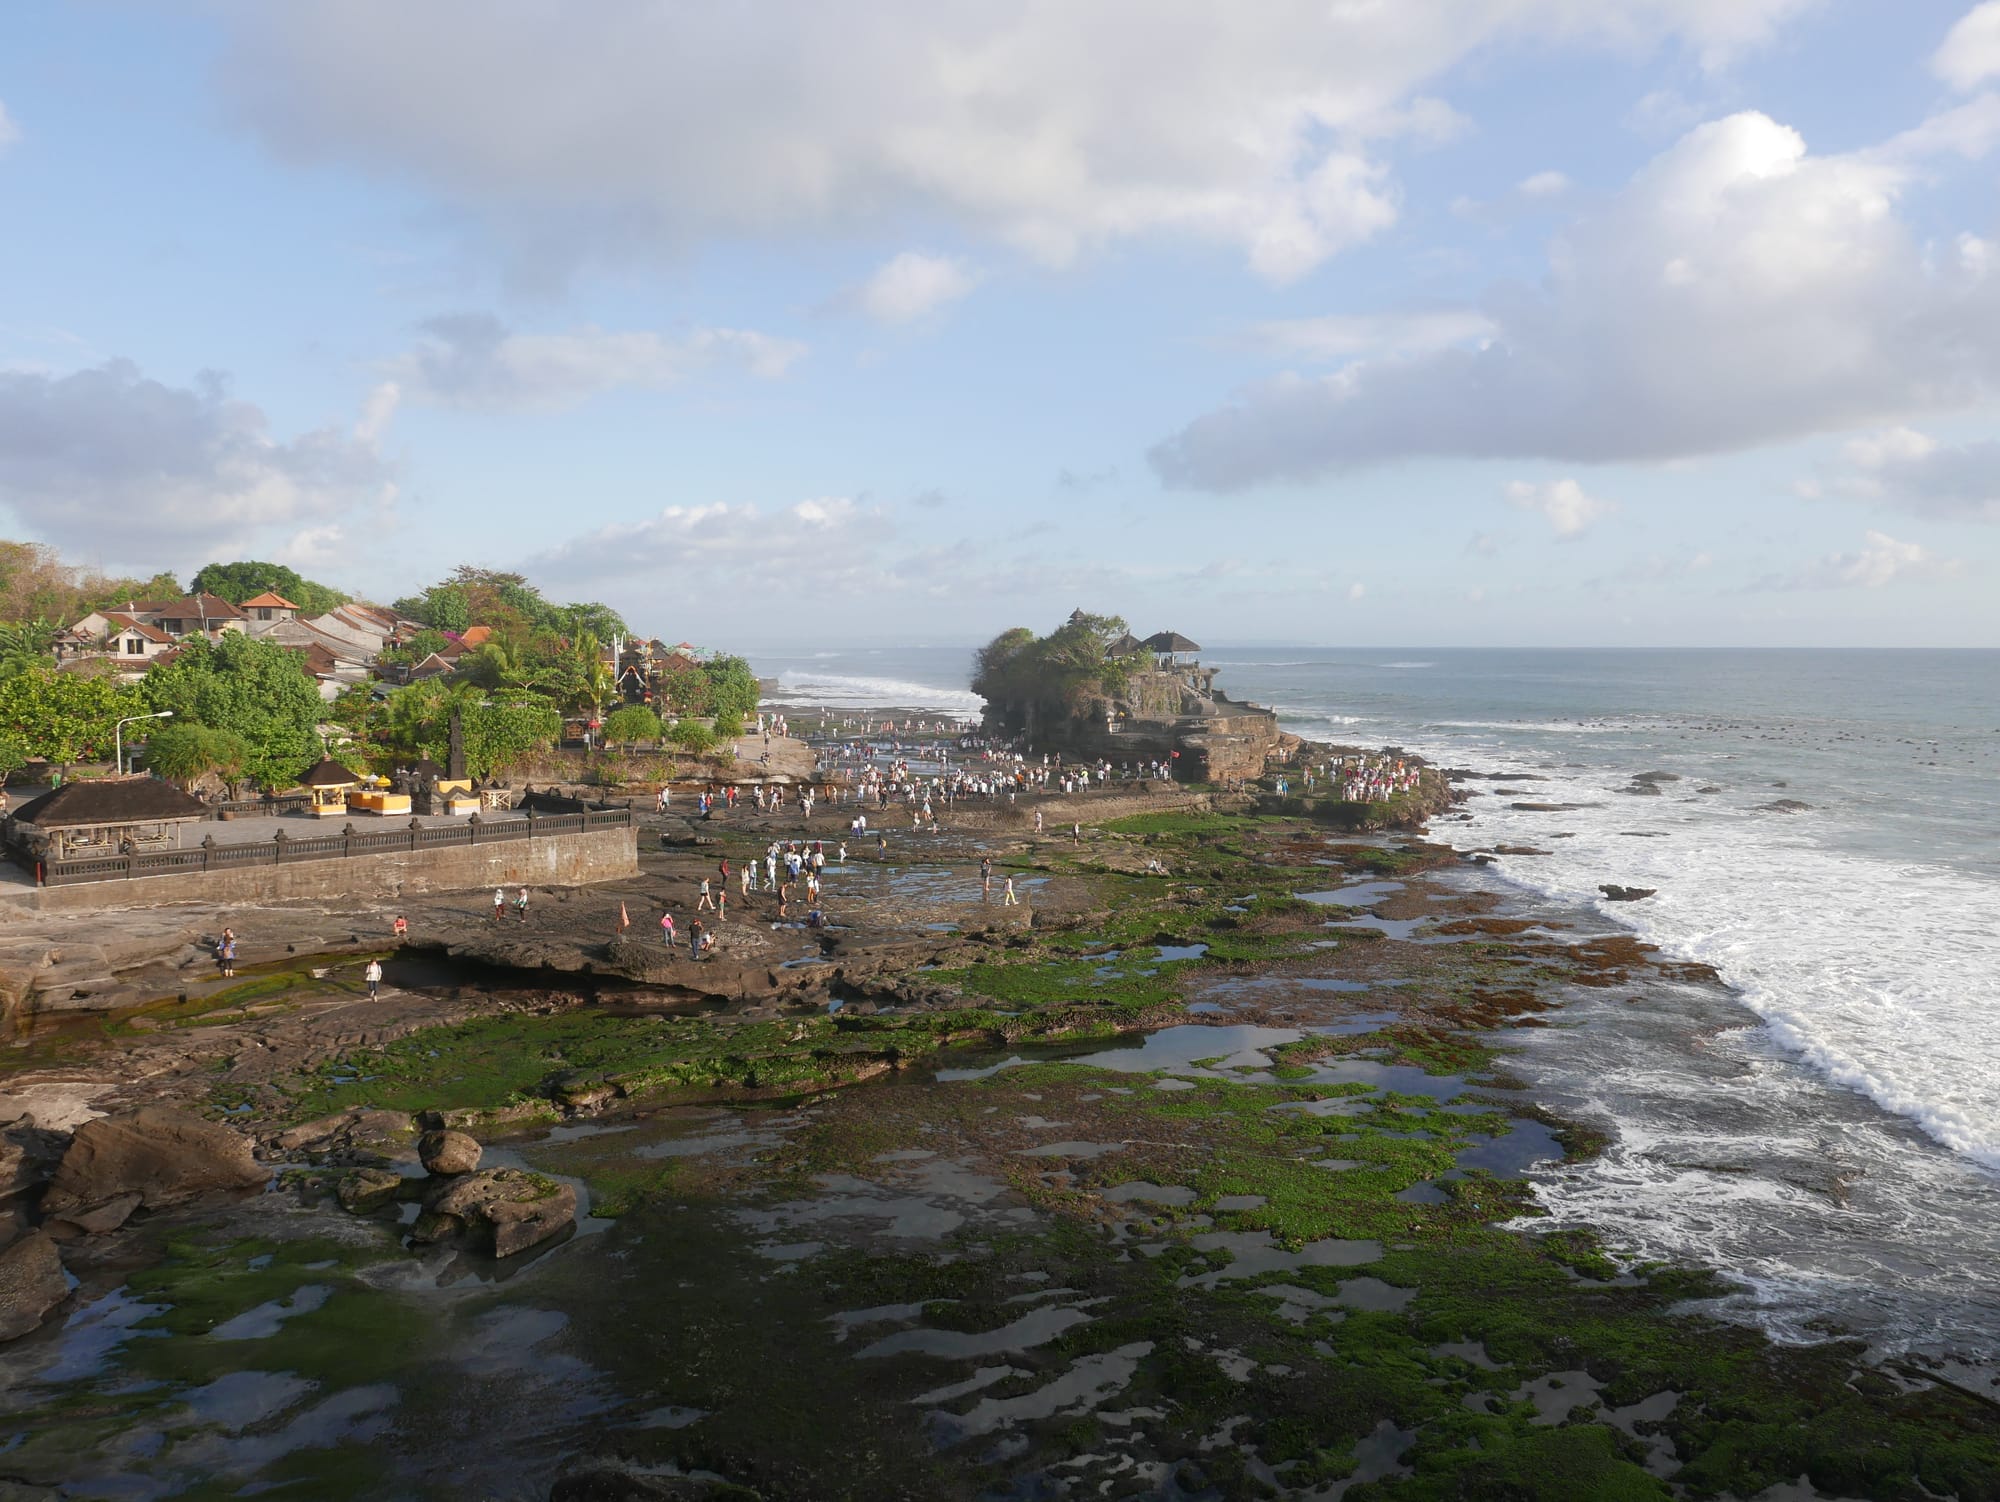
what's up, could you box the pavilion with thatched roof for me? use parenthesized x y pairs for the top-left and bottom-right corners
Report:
(1144, 630), (1201, 666)
(7, 778), (210, 860)
(1105, 632), (1146, 658)
(295, 757), (361, 818)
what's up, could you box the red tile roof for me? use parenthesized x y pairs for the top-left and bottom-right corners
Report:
(241, 591), (299, 610)
(102, 613), (173, 644)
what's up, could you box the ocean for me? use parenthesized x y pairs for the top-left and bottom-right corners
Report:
(758, 646), (2000, 1361)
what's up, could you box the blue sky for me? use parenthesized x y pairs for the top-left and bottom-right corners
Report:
(4, 1), (2000, 647)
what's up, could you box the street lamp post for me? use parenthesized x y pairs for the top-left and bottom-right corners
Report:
(114, 711), (173, 776)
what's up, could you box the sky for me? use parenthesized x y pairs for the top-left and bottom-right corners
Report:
(4, 1), (2000, 648)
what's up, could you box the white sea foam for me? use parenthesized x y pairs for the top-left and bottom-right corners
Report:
(1446, 753), (2000, 1171)
(770, 669), (984, 717)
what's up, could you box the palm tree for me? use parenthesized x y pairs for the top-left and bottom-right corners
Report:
(0, 618), (58, 680)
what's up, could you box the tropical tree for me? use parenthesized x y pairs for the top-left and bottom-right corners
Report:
(0, 619), (59, 679)
(189, 560), (347, 615)
(702, 655), (761, 720)
(667, 719), (716, 755)
(144, 722), (252, 792)
(0, 666), (135, 769)
(602, 704), (661, 749)
(0, 731), (30, 784)
(137, 634), (325, 789)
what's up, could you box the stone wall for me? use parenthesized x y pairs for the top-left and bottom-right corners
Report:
(0, 825), (638, 915)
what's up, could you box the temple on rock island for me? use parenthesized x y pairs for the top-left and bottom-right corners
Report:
(972, 609), (1284, 782)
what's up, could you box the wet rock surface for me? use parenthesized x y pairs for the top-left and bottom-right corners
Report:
(0, 762), (1992, 1497)
(417, 1128), (482, 1176)
(0, 1228), (68, 1340)
(41, 1106), (266, 1224)
(1599, 884), (1658, 902)
(414, 1166), (577, 1257)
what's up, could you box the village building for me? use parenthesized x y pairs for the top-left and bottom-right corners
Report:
(238, 591), (301, 635)
(54, 612), (177, 678)
(4, 778), (210, 863)
(294, 757), (361, 818)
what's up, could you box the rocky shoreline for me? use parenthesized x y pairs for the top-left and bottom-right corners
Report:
(0, 739), (1994, 1500)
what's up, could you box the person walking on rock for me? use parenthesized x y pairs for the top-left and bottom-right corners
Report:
(514, 887), (530, 924)
(697, 877), (714, 911)
(1002, 876), (1018, 907)
(365, 958), (383, 998)
(493, 887), (505, 922)
(661, 911), (676, 946)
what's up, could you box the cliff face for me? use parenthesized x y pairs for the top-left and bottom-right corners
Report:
(983, 683), (1282, 783)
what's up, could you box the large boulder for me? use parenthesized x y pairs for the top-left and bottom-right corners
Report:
(412, 1168), (576, 1258)
(270, 1107), (417, 1166)
(0, 1230), (69, 1341)
(541, 1070), (621, 1114)
(337, 1167), (405, 1214)
(41, 1107), (266, 1230)
(418, 1130), (481, 1177)
(1599, 885), (1658, 903)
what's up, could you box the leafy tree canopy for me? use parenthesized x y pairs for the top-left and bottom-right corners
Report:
(394, 566), (625, 646)
(188, 560), (348, 616)
(379, 628), (452, 666)
(971, 613), (1133, 717)
(0, 539), (181, 626)
(601, 704), (661, 746)
(138, 633), (326, 789)
(0, 666), (137, 767)
(374, 680), (560, 778)
(144, 722), (251, 789)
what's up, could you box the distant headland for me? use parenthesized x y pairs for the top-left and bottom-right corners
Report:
(971, 609), (1285, 782)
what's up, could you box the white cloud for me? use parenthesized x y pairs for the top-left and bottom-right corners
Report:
(354, 380), (400, 441)
(1936, 2), (2000, 90)
(1247, 309), (1495, 361)
(0, 359), (394, 565)
(1347, 581), (1366, 601)
(0, 102), (20, 152)
(1466, 530), (1502, 556)
(526, 497), (878, 594)
(1816, 425), (2000, 522)
(1757, 530), (1956, 590)
(389, 314), (803, 411)
(1506, 478), (1614, 537)
(857, 252), (980, 324)
(1518, 169), (1570, 196)
(1153, 107), (2000, 489)
(215, 1), (1814, 285)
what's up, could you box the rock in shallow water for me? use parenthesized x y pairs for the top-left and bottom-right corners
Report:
(1599, 885), (1658, 903)
(337, 1166), (405, 1213)
(271, 1107), (417, 1166)
(418, 1129), (481, 1176)
(412, 1167), (576, 1258)
(0, 1229), (69, 1341)
(41, 1106), (266, 1229)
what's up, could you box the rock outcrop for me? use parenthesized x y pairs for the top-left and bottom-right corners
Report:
(336, 1166), (404, 1213)
(270, 1107), (418, 1166)
(1599, 885), (1658, 903)
(418, 1129), (482, 1176)
(412, 1167), (576, 1258)
(0, 1229), (69, 1341)
(41, 1106), (266, 1232)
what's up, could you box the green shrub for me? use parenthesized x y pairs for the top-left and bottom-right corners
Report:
(667, 719), (715, 755)
(602, 705), (662, 747)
